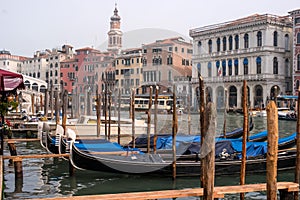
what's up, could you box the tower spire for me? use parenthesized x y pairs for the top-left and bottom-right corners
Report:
(107, 4), (122, 54)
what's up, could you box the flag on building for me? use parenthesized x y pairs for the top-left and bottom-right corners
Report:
(218, 66), (222, 76)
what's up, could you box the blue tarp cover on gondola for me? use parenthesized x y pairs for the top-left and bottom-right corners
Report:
(278, 132), (296, 143)
(73, 139), (141, 153)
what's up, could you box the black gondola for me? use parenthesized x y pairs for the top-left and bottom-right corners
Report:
(70, 140), (296, 176)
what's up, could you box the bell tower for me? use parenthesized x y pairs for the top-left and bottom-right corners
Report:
(107, 4), (122, 54)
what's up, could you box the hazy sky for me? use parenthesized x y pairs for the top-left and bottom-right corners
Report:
(1, 0), (299, 57)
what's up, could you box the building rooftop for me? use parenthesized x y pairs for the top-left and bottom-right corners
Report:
(143, 37), (191, 47)
(190, 13), (292, 36)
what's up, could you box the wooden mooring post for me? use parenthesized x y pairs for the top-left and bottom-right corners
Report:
(202, 102), (217, 200)
(223, 88), (227, 138)
(172, 85), (178, 180)
(294, 86), (300, 200)
(147, 86), (152, 154)
(266, 101), (279, 199)
(240, 80), (248, 200)
(104, 85), (108, 140)
(199, 76), (206, 188)
(55, 90), (60, 125)
(108, 91), (112, 141)
(62, 90), (68, 135)
(117, 88), (121, 144)
(153, 85), (158, 154)
(96, 85), (101, 138)
(13, 157), (23, 179)
(131, 88), (136, 148)
(187, 93), (191, 135)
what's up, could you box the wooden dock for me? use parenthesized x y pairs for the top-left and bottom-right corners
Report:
(28, 182), (298, 200)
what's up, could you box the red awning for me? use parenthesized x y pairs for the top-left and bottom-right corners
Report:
(0, 69), (25, 92)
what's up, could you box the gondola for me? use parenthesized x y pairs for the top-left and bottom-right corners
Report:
(69, 138), (296, 176)
(218, 117), (254, 139)
(278, 132), (297, 150)
(130, 128), (263, 151)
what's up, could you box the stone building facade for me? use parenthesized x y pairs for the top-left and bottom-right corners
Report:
(115, 48), (143, 95)
(289, 9), (300, 94)
(141, 37), (192, 95)
(0, 50), (27, 73)
(189, 14), (293, 109)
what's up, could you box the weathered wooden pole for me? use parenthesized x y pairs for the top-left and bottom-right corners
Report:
(50, 83), (54, 120)
(108, 91), (112, 141)
(153, 86), (158, 154)
(62, 90), (68, 135)
(96, 85), (101, 138)
(223, 88), (227, 138)
(104, 84), (108, 140)
(294, 87), (300, 200)
(129, 92), (132, 119)
(147, 86), (153, 154)
(13, 157), (23, 179)
(40, 94), (43, 113)
(31, 93), (35, 115)
(240, 80), (249, 200)
(266, 101), (278, 200)
(187, 94), (191, 135)
(55, 90), (60, 125)
(172, 85), (178, 180)
(131, 89), (136, 148)
(8, 141), (17, 164)
(44, 89), (48, 118)
(202, 102), (216, 200)
(117, 88), (121, 144)
(199, 76), (206, 188)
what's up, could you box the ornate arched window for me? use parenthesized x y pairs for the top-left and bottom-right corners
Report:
(222, 60), (226, 76)
(244, 33), (249, 48)
(257, 31), (262, 47)
(243, 58), (248, 75)
(297, 54), (300, 71)
(216, 38), (221, 52)
(228, 59), (232, 76)
(197, 63), (201, 77)
(207, 62), (212, 77)
(285, 34), (289, 51)
(208, 39), (212, 53)
(234, 35), (239, 50)
(234, 59), (239, 75)
(285, 58), (289, 76)
(256, 57), (262, 74)
(228, 36), (233, 50)
(222, 37), (227, 51)
(216, 60), (220, 76)
(273, 57), (278, 74)
(273, 31), (278, 46)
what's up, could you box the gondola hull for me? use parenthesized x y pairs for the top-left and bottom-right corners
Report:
(70, 143), (296, 176)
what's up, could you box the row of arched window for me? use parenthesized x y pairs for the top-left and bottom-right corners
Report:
(197, 57), (289, 77)
(49, 63), (59, 68)
(26, 72), (41, 78)
(198, 31), (290, 54)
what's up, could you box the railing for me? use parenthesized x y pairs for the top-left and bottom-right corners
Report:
(191, 74), (285, 84)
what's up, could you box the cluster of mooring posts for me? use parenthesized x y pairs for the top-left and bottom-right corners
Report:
(0, 78), (300, 199)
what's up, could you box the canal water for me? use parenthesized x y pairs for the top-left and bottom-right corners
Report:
(3, 112), (299, 199)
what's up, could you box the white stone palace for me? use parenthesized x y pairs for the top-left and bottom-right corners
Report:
(189, 14), (293, 110)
